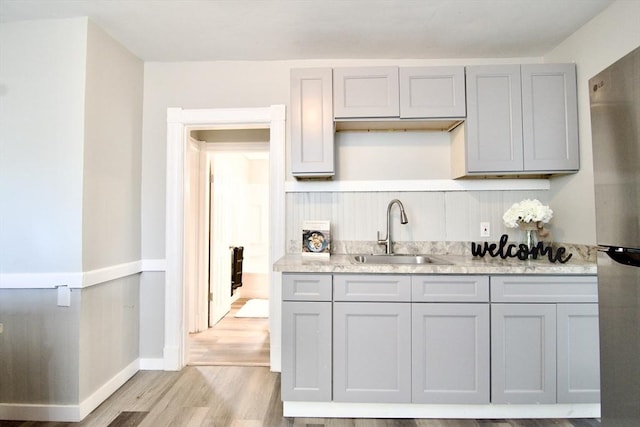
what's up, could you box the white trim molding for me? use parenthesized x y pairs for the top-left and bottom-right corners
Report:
(0, 259), (167, 289)
(165, 105), (286, 371)
(284, 179), (551, 193)
(283, 402), (600, 419)
(0, 359), (139, 422)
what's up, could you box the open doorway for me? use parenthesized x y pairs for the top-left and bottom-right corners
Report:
(186, 129), (271, 366)
(165, 105), (286, 372)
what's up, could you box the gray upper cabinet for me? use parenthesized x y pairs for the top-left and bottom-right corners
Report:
(290, 68), (334, 178)
(456, 63), (579, 177)
(333, 66), (400, 118)
(399, 66), (466, 118)
(464, 64), (524, 173)
(522, 64), (579, 172)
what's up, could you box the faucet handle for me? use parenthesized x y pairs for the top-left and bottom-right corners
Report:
(376, 231), (385, 244)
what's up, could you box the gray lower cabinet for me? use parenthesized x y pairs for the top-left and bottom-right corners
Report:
(556, 303), (600, 403)
(333, 301), (412, 403)
(491, 303), (558, 404)
(412, 303), (490, 404)
(490, 275), (600, 405)
(281, 272), (599, 407)
(281, 274), (332, 401)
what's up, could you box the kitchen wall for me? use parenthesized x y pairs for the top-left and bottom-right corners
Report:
(140, 0), (640, 363)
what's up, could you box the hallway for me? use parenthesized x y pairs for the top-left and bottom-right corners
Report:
(188, 298), (270, 366)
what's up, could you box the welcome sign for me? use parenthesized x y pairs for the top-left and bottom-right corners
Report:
(471, 234), (573, 264)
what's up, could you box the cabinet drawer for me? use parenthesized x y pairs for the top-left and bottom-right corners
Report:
(282, 273), (332, 301)
(412, 275), (489, 302)
(490, 275), (597, 303)
(334, 274), (411, 302)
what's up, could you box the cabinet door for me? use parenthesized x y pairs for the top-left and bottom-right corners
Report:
(412, 303), (490, 404)
(333, 66), (399, 118)
(522, 64), (579, 172)
(281, 301), (332, 401)
(557, 303), (601, 403)
(333, 302), (411, 402)
(491, 303), (557, 404)
(465, 65), (523, 173)
(290, 68), (334, 178)
(399, 66), (466, 118)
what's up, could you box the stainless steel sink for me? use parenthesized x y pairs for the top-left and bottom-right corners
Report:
(352, 254), (451, 265)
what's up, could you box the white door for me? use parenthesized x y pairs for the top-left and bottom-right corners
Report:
(208, 154), (248, 326)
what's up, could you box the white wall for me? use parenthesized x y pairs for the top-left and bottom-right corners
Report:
(82, 20), (143, 270)
(79, 20), (143, 401)
(0, 17), (87, 273)
(545, 0), (640, 245)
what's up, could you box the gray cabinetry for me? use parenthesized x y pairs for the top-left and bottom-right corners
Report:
(412, 303), (490, 404)
(522, 64), (579, 172)
(333, 66), (400, 118)
(333, 301), (412, 403)
(411, 275), (490, 404)
(290, 68), (334, 178)
(333, 274), (411, 402)
(457, 63), (578, 177)
(556, 303), (600, 403)
(464, 64), (523, 173)
(491, 303), (557, 404)
(399, 66), (466, 118)
(281, 273), (332, 401)
(490, 275), (599, 405)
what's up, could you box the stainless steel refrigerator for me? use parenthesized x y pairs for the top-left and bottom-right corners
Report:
(589, 45), (640, 426)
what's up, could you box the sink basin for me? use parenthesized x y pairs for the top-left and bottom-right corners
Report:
(352, 254), (451, 265)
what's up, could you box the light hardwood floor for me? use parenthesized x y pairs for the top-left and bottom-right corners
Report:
(0, 300), (601, 427)
(0, 366), (600, 427)
(188, 298), (270, 366)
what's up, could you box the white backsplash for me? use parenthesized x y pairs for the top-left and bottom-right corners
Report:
(285, 190), (596, 262)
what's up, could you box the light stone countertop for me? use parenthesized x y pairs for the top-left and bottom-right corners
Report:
(273, 253), (597, 275)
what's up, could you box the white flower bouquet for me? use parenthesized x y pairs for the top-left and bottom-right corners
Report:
(503, 199), (553, 229)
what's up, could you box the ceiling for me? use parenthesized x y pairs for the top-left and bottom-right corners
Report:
(0, 0), (614, 62)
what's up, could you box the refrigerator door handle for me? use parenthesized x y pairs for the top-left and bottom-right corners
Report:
(599, 246), (640, 267)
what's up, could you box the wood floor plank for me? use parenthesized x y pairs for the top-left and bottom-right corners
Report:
(188, 299), (270, 367)
(106, 411), (148, 427)
(0, 367), (601, 427)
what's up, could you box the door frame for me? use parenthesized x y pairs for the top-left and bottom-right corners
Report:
(165, 106), (286, 371)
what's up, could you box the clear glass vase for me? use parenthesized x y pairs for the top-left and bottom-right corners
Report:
(519, 222), (539, 259)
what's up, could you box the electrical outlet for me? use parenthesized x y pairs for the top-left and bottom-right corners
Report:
(0, 323), (4, 334)
(480, 222), (490, 237)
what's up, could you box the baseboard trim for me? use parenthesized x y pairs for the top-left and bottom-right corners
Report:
(0, 402), (81, 422)
(0, 359), (140, 422)
(283, 402), (601, 419)
(78, 359), (139, 420)
(139, 358), (165, 370)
